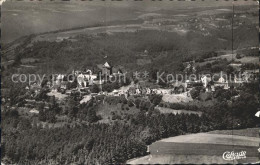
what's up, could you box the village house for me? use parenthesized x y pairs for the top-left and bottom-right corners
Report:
(97, 62), (113, 77)
(201, 75), (212, 88)
(97, 62), (126, 79)
(136, 88), (141, 95)
(52, 84), (60, 92)
(55, 74), (65, 86)
(218, 76), (226, 83)
(146, 88), (151, 94)
(77, 73), (88, 88)
(74, 69), (98, 88)
(214, 75), (229, 89)
(127, 86), (154, 96)
(46, 81), (52, 88)
(65, 90), (72, 96)
(60, 81), (68, 90)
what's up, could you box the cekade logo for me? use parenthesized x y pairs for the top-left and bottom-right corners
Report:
(222, 151), (247, 161)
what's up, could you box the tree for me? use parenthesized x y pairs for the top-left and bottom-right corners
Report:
(41, 78), (48, 88)
(85, 139), (95, 151)
(13, 54), (21, 66)
(213, 87), (231, 101)
(121, 76), (131, 86)
(68, 78), (78, 89)
(91, 84), (100, 93)
(225, 65), (234, 75)
(150, 69), (159, 80)
(87, 108), (99, 123)
(39, 109), (47, 122)
(103, 83), (113, 92)
(112, 82), (120, 90)
(127, 100), (134, 107)
(35, 89), (48, 101)
(236, 54), (242, 59)
(18, 118), (32, 130)
(7, 109), (19, 118)
(135, 99), (141, 108)
(190, 88), (200, 99)
(149, 94), (162, 106)
(140, 101), (151, 111)
(46, 111), (57, 123)
(176, 63), (185, 72)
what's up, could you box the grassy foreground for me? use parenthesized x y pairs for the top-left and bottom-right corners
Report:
(127, 128), (260, 164)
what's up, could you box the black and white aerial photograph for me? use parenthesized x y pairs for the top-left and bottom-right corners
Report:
(1, 0), (259, 164)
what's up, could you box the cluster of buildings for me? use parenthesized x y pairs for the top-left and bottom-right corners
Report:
(183, 57), (259, 92)
(198, 69), (258, 92)
(20, 55), (258, 110)
(25, 62), (126, 96)
(128, 86), (155, 95)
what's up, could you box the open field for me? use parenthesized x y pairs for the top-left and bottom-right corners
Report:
(208, 128), (259, 138)
(127, 131), (260, 164)
(162, 92), (193, 103)
(96, 102), (140, 123)
(149, 142), (258, 159)
(159, 133), (260, 146)
(127, 154), (259, 164)
(196, 53), (259, 67)
(236, 56), (259, 64)
(216, 54), (258, 64)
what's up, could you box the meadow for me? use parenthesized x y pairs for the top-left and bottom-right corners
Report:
(128, 130), (260, 164)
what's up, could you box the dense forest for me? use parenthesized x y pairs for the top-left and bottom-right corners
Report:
(7, 29), (235, 74)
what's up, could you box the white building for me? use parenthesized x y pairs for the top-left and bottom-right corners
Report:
(201, 75), (211, 88)
(55, 74), (65, 85)
(218, 76), (226, 83)
(77, 70), (98, 87)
